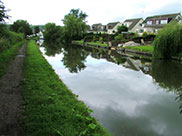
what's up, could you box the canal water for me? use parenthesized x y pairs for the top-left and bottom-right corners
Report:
(40, 45), (182, 136)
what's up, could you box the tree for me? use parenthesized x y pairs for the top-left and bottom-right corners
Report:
(0, 0), (9, 22)
(43, 23), (64, 48)
(10, 20), (33, 36)
(117, 25), (128, 34)
(63, 9), (88, 42)
(34, 26), (40, 34)
(153, 22), (182, 59)
(68, 9), (88, 21)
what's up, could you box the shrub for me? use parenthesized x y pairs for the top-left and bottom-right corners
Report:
(0, 38), (10, 52)
(153, 22), (182, 59)
(142, 31), (148, 38)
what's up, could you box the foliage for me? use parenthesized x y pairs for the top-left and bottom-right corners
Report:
(0, 0), (9, 22)
(87, 42), (108, 47)
(0, 40), (25, 78)
(153, 22), (182, 59)
(68, 9), (88, 21)
(63, 9), (88, 42)
(10, 20), (33, 36)
(142, 31), (148, 38)
(43, 23), (64, 48)
(117, 25), (128, 34)
(22, 41), (110, 136)
(114, 34), (124, 42)
(0, 24), (24, 52)
(34, 26), (40, 34)
(125, 45), (153, 53)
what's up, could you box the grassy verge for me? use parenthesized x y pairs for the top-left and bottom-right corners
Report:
(124, 45), (153, 53)
(22, 40), (110, 136)
(74, 40), (108, 47)
(0, 40), (26, 78)
(87, 42), (108, 47)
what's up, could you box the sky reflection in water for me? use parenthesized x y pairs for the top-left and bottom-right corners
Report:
(40, 47), (182, 136)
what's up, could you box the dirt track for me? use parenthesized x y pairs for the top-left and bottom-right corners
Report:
(0, 44), (26, 136)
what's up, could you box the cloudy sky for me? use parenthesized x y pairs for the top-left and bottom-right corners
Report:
(3, 0), (182, 25)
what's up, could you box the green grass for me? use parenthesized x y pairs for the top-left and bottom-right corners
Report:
(74, 40), (108, 47)
(87, 42), (108, 47)
(0, 40), (25, 78)
(22, 40), (110, 136)
(124, 45), (153, 53)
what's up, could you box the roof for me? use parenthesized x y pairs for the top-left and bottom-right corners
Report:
(124, 18), (143, 30)
(91, 23), (106, 32)
(144, 13), (181, 23)
(107, 22), (120, 29)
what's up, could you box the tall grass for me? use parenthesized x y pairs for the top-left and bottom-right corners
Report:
(153, 22), (182, 59)
(0, 24), (24, 53)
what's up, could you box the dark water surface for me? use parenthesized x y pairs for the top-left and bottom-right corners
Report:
(40, 45), (182, 136)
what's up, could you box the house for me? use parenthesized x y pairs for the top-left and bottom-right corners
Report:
(88, 23), (107, 34)
(124, 18), (144, 34)
(143, 13), (182, 33)
(106, 22), (123, 34)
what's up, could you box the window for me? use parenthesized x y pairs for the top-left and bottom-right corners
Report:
(156, 20), (159, 25)
(161, 20), (168, 24)
(147, 21), (153, 25)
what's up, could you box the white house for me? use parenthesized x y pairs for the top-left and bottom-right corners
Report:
(143, 13), (182, 33)
(88, 23), (107, 34)
(106, 22), (123, 34)
(124, 18), (144, 34)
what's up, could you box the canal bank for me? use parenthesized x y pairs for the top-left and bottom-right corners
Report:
(22, 40), (110, 136)
(73, 41), (182, 62)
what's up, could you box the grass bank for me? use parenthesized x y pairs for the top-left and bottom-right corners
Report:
(0, 40), (26, 78)
(22, 40), (110, 136)
(74, 40), (108, 47)
(124, 45), (153, 53)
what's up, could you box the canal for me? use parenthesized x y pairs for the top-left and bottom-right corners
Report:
(40, 45), (182, 136)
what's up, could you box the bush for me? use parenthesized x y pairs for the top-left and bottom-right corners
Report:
(153, 22), (182, 59)
(142, 31), (148, 38)
(0, 24), (24, 53)
(0, 38), (10, 52)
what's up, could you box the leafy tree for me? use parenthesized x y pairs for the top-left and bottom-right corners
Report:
(10, 20), (33, 36)
(34, 26), (40, 34)
(117, 25), (128, 34)
(68, 9), (88, 21)
(63, 9), (88, 42)
(0, 0), (9, 22)
(153, 22), (182, 59)
(43, 23), (64, 48)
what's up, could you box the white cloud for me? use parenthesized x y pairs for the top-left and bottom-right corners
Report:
(3, 0), (182, 25)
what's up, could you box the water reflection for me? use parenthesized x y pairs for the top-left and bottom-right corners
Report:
(62, 45), (89, 73)
(152, 60), (182, 113)
(41, 44), (182, 136)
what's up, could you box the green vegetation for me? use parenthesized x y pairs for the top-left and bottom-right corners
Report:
(10, 20), (33, 37)
(117, 25), (128, 34)
(87, 42), (108, 47)
(43, 23), (64, 48)
(125, 45), (153, 53)
(153, 22), (182, 59)
(0, 0), (9, 22)
(22, 40), (110, 136)
(0, 40), (25, 78)
(63, 9), (88, 42)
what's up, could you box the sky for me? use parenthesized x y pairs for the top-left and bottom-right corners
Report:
(3, 0), (182, 26)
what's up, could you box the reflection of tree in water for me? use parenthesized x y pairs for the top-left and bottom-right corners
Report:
(62, 45), (89, 73)
(43, 43), (63, 56)
(152, 60), (182, 113)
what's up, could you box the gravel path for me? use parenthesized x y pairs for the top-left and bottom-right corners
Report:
(0, 44), (26, 136)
